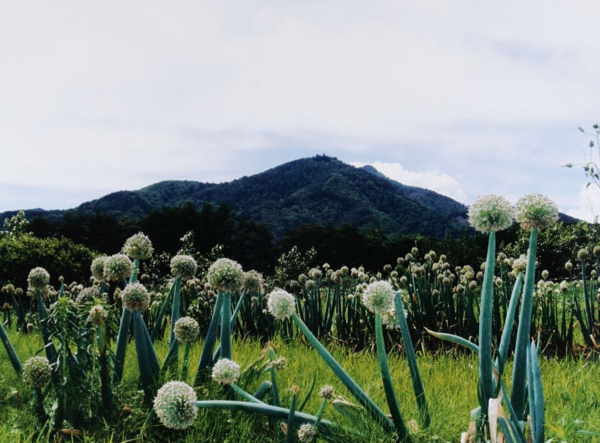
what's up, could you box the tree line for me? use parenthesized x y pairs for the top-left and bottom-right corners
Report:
(3, 202), (597, 291)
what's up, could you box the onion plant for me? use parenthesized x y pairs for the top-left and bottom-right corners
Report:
(267, 287), (414, 439)
(159, 254), (198, 369)
(155, 351), (344, 442)
(429, 194), (556, 442)
(191, 258), (245, 384)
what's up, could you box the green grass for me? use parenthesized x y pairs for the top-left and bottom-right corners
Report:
(2, 327), (600, 442)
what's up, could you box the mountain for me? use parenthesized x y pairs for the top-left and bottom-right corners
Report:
(61, 155), (469, 238)
(3, 154), (581, 242)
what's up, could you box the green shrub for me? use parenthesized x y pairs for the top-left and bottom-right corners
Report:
(0, 234), (96, 288)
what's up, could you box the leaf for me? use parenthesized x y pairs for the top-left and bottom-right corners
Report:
(425, 328), (480, 353)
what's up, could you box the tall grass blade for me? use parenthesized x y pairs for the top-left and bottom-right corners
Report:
(298, 371), (317, 412)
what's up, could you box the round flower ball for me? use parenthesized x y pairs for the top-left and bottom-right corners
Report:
(468, 194), (514, 233)
(211, 358), (240, 385)
(174, 316), (200, 344)
(515, 194), (558, 230)
(104, 254), (134, 282)
(207, 258), (244, 292)
(297, 423), (318, 443)
(90, 256), (108, 281)
(153, 381), (198, 430)
(361, 281), (395, 315)
(22, 356), (52, 389)
(76, 286), (101, 305)
(122, 232), (154, 260)
(242, 270), (264, 293)
(319, 385), (335, 400)
(267, 289), (296, 320)
(170, 255), (198, 280)
(120, 282), (150, 312)
(27, 267), (50, 291)
(88, 304), (108, 326)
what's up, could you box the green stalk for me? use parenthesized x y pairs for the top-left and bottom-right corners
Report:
(375, 314), (410, 441)
(287, 389), (299, 443)
(253, 380), (273, 401)
(314, 399), (327, 428)
(161, 340), (179, 375)
(527, 341), (544, 443)
(168, 276), (182, 349)
(194, 400), (339, 435)
(113, 307), (132, 384)
(33, 387), (47, 423)
(496, 273), (524, 382)
(213, 289), (246, 362)
(231, 383), (266, 404)
(220, 290), (232, 360)
(479, 231), (497, 413)
(194, 292), (223, 385)
(291, 312), (395, 433)
(511, 227), (538, 420)
(133, 310), (160, 392)
(36, 291), (58, 364)
(150, 280), (175, 342)
(181, 341), (191, 382)
(0, 320), (22, 374)
(425, 328), (480, 353)
(581, 259), (597, 340)
(267, 347), (281, 407)
(231, 289), (247, 331)
(97, 322), (113, 413)
(395, 293), (430, 428)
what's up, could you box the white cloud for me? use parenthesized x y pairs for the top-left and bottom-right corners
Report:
(0, 1), (599, 213)
(565, 184), (600, 223)
(350, 161), (468, 204)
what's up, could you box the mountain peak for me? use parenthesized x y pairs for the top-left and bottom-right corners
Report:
(2, 155), (472, 239)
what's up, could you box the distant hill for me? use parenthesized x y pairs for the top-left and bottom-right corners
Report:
(9, 155), (581, 241)
(55, 155), (468, 238)
(2, 154), (581, 240)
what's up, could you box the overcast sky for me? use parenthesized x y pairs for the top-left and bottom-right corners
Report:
(2, 1), (600, 221)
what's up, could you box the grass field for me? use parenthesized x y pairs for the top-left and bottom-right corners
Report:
(2, 327), (599, 443)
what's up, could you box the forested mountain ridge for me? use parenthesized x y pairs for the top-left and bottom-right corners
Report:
(1, 155), (584, 274)
(64, 155), (470, 238)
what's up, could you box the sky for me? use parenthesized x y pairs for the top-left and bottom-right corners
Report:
(2, 1), (600, 221)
